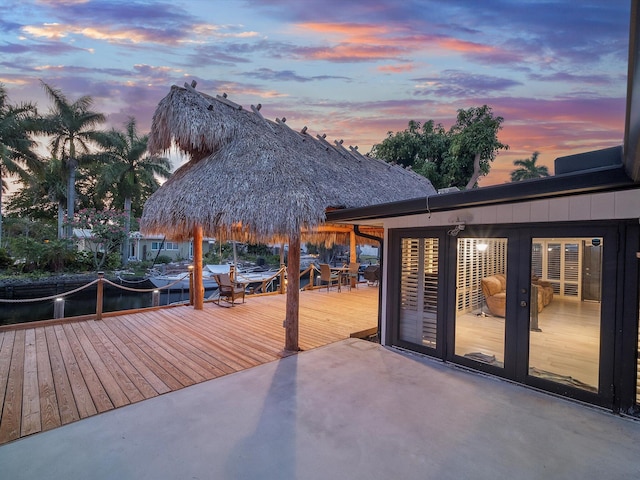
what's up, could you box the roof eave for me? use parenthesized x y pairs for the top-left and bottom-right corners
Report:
(326, 164), (635, 223)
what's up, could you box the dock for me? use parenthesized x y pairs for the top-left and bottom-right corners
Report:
(0, 286), (378, 445)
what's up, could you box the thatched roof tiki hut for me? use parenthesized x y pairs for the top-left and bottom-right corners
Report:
(141, 81), (436, 351)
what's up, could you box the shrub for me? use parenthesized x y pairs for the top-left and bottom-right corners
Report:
(154, 255), (172, 265)
(0, 248), (11, 270)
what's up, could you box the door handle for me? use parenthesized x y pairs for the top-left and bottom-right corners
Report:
(520, 300), (528, 307)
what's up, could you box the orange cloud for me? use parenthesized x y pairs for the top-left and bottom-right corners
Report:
(377, 63), (416, 73)
(23, 23), (163, 44)
(437, 38), (497, 55)
(293, 21), (503, 63)
(303, 44), (404, 61)
(296, 22), (391, 41)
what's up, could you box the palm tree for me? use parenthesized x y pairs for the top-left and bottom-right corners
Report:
(510, 151), (549, 181)
(0, 83), (41, 246)
(9, 157), (68, 237)
(40, 81), (106, 238)
(98, 117), (171, 264)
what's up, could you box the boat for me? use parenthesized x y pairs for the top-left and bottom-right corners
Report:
(146, 272), (219, 290)
(147, 264), (281, 293)
(234, 268), (281, 293)
(147, 264), (229, 290)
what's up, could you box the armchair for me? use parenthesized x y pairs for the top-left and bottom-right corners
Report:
(214, 273), (246, 306)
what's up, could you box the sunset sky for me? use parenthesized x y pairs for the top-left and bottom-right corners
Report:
(0, 0), (632, 185)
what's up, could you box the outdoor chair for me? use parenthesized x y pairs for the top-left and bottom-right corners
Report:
(214, 273), (246, 306)
(319, 264), (340, 291)
(344, 263), (360, 290)
(363, 265), (380, 286)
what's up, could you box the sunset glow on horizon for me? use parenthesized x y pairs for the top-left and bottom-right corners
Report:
(0, 0), (630, 186)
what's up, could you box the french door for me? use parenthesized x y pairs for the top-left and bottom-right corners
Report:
(453, 225), (616, 406)
(391, 224), (618, 407)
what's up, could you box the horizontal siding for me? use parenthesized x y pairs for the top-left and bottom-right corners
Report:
(384, 189), (640, 229)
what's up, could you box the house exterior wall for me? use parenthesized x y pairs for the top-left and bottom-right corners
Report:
(128, 236), (215, 262)
(381, 188), (640, 231)
(376, 186), (640, 414)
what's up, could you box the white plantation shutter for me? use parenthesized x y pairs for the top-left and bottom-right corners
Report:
(532, 243), (543, 278)
(399, 237), (439, 348)
(563, 243), (580, 297)
(422, 238), (439, 347)
(536, 239), (582, 299)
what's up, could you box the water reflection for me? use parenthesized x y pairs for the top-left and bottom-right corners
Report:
(0, 286), (193, 326)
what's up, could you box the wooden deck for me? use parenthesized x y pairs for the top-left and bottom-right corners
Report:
(0, 286), (378, 445)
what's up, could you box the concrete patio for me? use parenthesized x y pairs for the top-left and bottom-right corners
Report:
(1, 338), (638, 480)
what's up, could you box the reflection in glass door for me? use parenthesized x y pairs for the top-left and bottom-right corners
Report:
(454, 238), (507, 367)
(529, 237), (602, 392)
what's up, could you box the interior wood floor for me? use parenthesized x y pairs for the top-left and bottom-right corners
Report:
(455, 297), (601, 390)
(0, 285), (378, 445)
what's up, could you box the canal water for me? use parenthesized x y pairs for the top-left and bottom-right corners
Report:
(0, 285), (197, 327)
(0, 271), (315, 326)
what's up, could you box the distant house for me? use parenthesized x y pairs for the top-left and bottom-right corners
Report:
(324, 6), (640, 417)
(73, 229), (217, 263)
(72, 228), (103, 253)
(128, 232), (217, 262)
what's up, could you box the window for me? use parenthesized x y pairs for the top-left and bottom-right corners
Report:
(151, 241), (179, 251)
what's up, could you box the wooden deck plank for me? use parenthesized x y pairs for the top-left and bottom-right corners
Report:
(0, 330), (25, 443)
(113, 315), (204, 385)
(0, 287), (378, 445)
(70, 323), (130, 409)
(53, 325), (97, 419)
(34, 328), (61, 432)
(153, 317), (243, 375)
(125, 313), (221, 380)
(157, 310), (274, 370)
(80, 321), (149, 402)
(44, 326), (80, 425)
(104, 318), (191, 390)
(0, 330), (16, 425)
(45, 326), (79, 425)
(92, 321), (170, 396)
(20, 329), (41, 436)
(129, 312), (235, 378)
(61, 324), (113, 414)
(167, 311), (281, 366)
(152, 314), (250, 373)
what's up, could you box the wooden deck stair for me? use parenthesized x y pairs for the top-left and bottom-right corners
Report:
(0, 287), (378, 445)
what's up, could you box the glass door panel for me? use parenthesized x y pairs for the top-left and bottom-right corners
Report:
(399, 237), (439, 348)
(454, 238), (507, 367)
(528, 237), (602, 392)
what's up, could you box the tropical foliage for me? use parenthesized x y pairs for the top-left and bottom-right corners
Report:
(96, 118), (171, 264)
(510, 151), (549, 181)
(39, 81), (107, 238)
(0, 82), (173, 274)
(371, 105), (508, 189)
(0, 83), (42, 245)
(69, 208), (128, 270)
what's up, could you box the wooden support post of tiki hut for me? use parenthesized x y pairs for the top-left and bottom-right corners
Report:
(193, 225), (204, 310)
(350, 228), (357, 287)
(285, 233), (301, 351)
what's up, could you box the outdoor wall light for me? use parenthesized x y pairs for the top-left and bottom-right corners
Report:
(447, 222), (465, 236)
